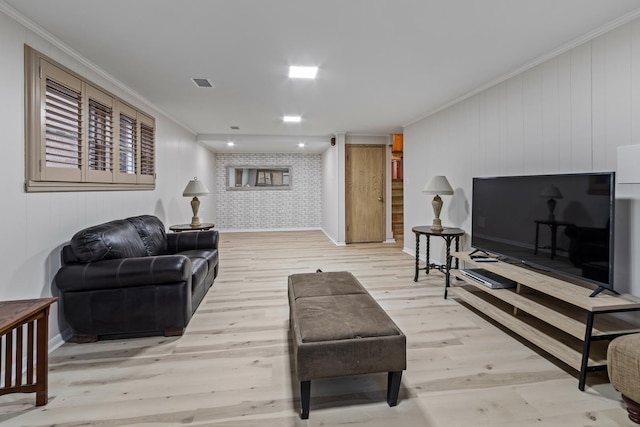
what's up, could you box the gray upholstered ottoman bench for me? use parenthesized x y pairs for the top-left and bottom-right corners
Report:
(288, 271), (406, 419)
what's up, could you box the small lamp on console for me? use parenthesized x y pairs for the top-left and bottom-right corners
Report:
(540, 185), (563, 222)
(183, 177), (210, 227)
(422, 175), (454, 232)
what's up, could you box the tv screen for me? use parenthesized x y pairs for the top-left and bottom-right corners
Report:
(471, 172), (615, 294)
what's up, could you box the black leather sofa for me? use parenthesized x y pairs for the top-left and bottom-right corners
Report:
(54, 215), (219, 342)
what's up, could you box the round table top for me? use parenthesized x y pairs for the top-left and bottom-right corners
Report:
(412, 226), (465, 236)
(169, 223), (215, 232)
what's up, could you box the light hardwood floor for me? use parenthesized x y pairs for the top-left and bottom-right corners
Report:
(0, 230), (635, 426)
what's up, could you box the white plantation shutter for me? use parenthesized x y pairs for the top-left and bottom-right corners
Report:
(119, 114), (136, 174)
(86, 86), (115, 182)
(116, 102), (137, 183)
(138, 114), (155, 184)
(25, 47), (156, 191)
(45, 80), (82, 168)
(40, 61), (83, 182)
(88, 101), (112, 171)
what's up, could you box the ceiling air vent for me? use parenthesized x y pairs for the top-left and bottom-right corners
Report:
(191, 78), (213, 88)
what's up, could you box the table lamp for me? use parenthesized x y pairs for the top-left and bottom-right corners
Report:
(422, 175), (454, 231)
(540, 185), (563, 222)
(183, 177), (210, 227)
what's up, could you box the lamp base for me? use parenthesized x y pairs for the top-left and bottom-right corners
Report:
(547, 198), (557, 223)
(190, 196), (201, 227)
(431, 195), (444, 231)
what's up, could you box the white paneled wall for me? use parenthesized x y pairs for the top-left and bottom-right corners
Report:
(215, 153), (321, 230)
(322, 142), (342, 244)
(0, 9), (215, 343)
(404, 17), (640, 295)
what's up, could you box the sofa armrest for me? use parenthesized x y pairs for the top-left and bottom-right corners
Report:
(167, 230), (219, 253)
(54, 255), (191, 292)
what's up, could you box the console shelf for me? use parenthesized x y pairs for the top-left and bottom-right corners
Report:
(449, 251), (640, 390)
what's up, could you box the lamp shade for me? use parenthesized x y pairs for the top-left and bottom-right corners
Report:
(540, 185), (563, 199)
(422, 175), (454, 195)
(183, 177), (209, 197)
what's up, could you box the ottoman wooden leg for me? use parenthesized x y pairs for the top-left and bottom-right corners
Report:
(300, 380), (310, 419)
(163, 328), (184, 337)
(622, 395), (640, 424)
(387, 371), (402, 406)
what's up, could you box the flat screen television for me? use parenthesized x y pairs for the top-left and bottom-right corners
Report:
(471, 172), (615, 296)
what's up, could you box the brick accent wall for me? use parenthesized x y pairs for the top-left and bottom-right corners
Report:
(215, 153), (322, 230)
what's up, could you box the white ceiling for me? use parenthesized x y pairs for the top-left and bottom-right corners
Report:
(4, 0), (640, 153)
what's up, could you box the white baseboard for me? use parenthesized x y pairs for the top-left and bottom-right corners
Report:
(50, 328), (73, 352)
(402, 247), (414, 258)
(321, 229), (346, 246)
(216, 227), (322, 233)
(429, 258), (445, 267)
(402, 246), (446, 266)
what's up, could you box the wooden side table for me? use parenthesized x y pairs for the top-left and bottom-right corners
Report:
(412, 226), (465, 298)
(169, 223), (215, 232)
(0, 297), (57, 406)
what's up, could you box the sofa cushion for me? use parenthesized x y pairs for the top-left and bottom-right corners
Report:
(126, 215), (168, 256)
(179, 249), (218, 272)
(188, 256), (209, 291)
(70, 220), (148, 263)
(177, 250), (211, 291)
(295, 294), (401, 343)
(288, 271), (368, 300)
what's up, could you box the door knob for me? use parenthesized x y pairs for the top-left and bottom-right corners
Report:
(378, 196), (383, 202)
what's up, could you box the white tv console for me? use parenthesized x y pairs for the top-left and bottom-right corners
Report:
(448, 251), (640, 390)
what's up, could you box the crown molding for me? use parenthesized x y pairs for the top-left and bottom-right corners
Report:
(404, 7), (640, 128)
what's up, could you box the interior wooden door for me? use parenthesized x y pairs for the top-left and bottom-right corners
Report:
(345, 144), (386, 243)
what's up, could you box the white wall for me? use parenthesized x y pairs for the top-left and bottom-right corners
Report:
(0, 9), (216, 345)
(321, 138), (342, 244)
(214, 153), (321, 230)
(404, 17), (640, 296)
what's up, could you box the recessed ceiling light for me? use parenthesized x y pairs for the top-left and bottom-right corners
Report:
(298, 142), (305, 148)
(227, 141), (235, 147)
(283, 115), (301, 123)
(289, 66), (318, 79)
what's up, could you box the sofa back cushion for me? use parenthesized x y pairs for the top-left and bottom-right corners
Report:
(70, 219), (148, 263)
(126, 215), (168, 256)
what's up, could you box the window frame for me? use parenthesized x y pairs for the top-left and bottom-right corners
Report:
(24, 45), (156, 192)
